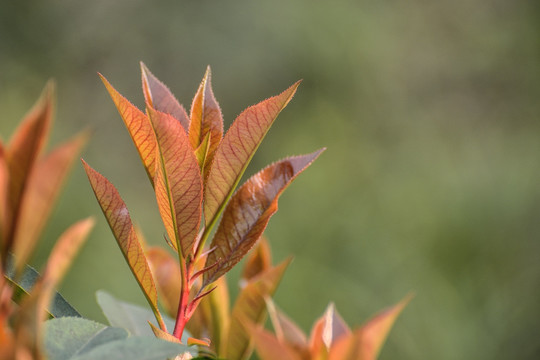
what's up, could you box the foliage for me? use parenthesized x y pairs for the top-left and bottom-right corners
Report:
(0, 82), (94, 359)
(83, 63), (325, 346)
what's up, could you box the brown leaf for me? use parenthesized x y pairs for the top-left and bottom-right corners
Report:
(188, 66), (223, 176)
(203, 81), (301, 227)
(141, 62), (190, 132)
(203, 149), (324, 286)
(226, 258), (291, 360)
(148, 108), (203, 256)
(100, 73), (158, 182)
(11, 131), (89, 273)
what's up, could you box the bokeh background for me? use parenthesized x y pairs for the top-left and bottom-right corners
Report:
(1, 1), (540, 358)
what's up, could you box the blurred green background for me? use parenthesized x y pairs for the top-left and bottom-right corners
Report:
(1, 0), (540, 358)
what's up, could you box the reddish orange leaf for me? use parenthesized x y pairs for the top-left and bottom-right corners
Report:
(5, 81), (54, 244)
(146, 246), (181, 317)
(11, 131), (88, 273)
(203, 149), (324, 286)
(187, 276), (229, 355)
(226, 258), (291, 360)
(246, 322), (301, 360)
(240, 236), (272, 284)
(329, 295), (412, 360)
(82, 160), (164, 329)
(266, 298), (308, 350)
(309, 303), (351, 357)
(203, 81), (301, 227)
(141, 62), (190, 132)
(148, 108), (203, 256)
(188, 66), (223, 175)
(99, 74), (158, 182)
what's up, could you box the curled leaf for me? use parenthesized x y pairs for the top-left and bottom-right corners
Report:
(204, 149), (324, 286)
(203, 81), (301, 227)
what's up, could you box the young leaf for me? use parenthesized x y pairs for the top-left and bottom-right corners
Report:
(141, 62), (190, 132)
(203, 81), (301, 227)
(226, 258), (291, 360)
(265, 298), (308, 349)
(146, 246), (182, 317)
(99, 74), (158, 182)
(240, 236), (272, 284)
(329, 295), (412, 360)
(246, 322), (301, 360)
(148, 108), (203, 256)
(83, 161), (164, 329)
(4, 81), (54, 246)
(11, 132), (89, 273)
(309, 303), (351, 356)
(44, 317), (128, 360)
(203, 149), (324, 286)
(189, 66), (223, 174)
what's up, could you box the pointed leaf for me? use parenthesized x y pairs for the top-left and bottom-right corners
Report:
(12, 132), (89, 273)
(96, 291), (179, 339)
(309, 303), (351, 356)
(246, 322), (301, 360)
(186, 276), (229, 355)
(37, 218), (94, 314)
(44, 317), (128, 360)
(141, 62), (190, 131)
(204, 81), (300, 227)
(99, 74), (158, 182)
(148, 322), (182, 344)
(83, 161), (162, 327)
(4, 259), (81, 318)
(266, 298), (307, 349)
(5, 81), (54, 247)
(146, 246), (181, 317)
(149, 108), (202, 256)
(240, 236), (272, 284)
(194, 132), (211, 171)
(189, 66), (223, 175)
(226, 258), (291, 360)
(204, 149), (324, 285)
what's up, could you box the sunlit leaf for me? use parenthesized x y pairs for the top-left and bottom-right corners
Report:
(240, 236), (272, 284)
(4, 81), (54, 247)
(194, 133), (211, 172)
(189, 66), (223, 175)
(329, 295), (412, 360)
(12, 132), (89, 273)
(309, 303), (351, 357)
(83, 161), (164, 328)
(265, 298), (307, 350)
(141, 62), (190, 132)
(203, 81), (301, 227)
(99, 74), (157, 182)
(146, 246), (181, 317)
(187, 276), (229, 355)
(226, 258), (291, 360)
(246, 322), (301, 360)
(148, 108), (202, 256)
(204, 149), (324, 286)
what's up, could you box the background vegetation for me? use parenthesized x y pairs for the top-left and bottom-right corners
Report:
(1, 1), (539, 358)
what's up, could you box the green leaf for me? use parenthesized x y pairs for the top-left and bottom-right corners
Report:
(43, 317), (128, 360)
(4, 255), (80, 318)
(70, 337), (195, 360)
(96, 290), (190, 343)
